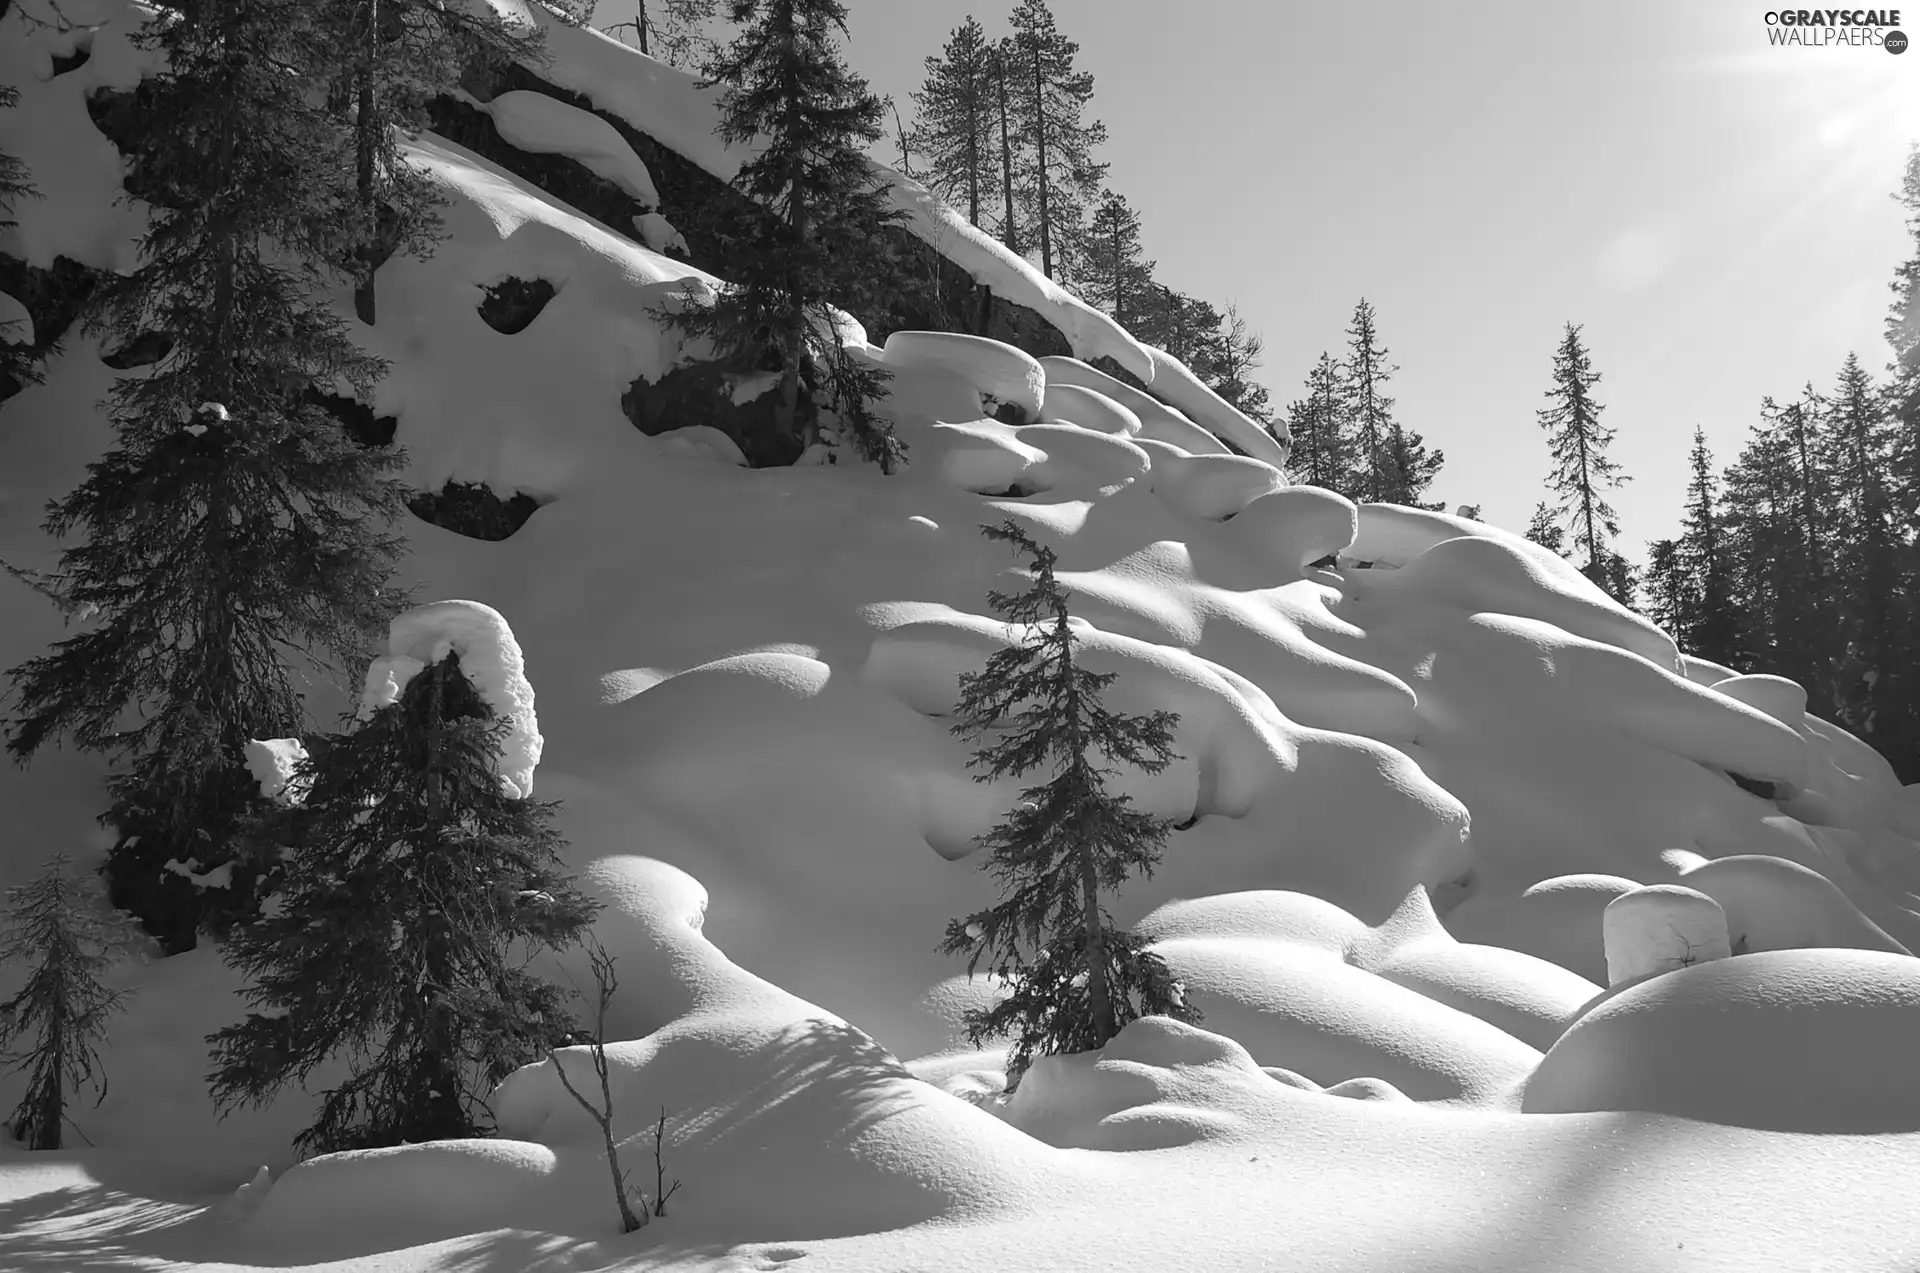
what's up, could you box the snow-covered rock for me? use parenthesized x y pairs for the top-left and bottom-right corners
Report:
(1602, 884), (1731, 986)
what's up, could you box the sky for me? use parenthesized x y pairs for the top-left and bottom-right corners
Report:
(591, 0), (1919, 553)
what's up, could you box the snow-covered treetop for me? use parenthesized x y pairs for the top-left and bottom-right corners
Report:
(360, 600), (544, 799)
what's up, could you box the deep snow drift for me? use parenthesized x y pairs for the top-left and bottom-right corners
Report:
(4, 3), (1920, 1271)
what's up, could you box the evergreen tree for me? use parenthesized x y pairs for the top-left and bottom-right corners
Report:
(1888, 144), (1920, 524)
(1003, 0), (1107, 282)
(0, 81), (41, 397)
(208, 651), (598, 1156)
(909, 17), (998, 231)
(1722, 409), (1802, 677)
(1137, 285), (1224, 379)
(1078, 190), (1153, 329)
(1284, 352), (1357, 496)
(1678, 426), (1742, 667)
(3, 0), (410, 954)
(1524, 500), (1566, 555)
(1534, 323), (1630, 598)
(0, 854), (132, 1150)
(1342, 299), (1440, 505)
(1211, 302), (1273, 426)
(941, 521), (1198, 1083)
(615, 0), (719, 67)
(320, 0), (542, 324)
(991, 38), (1019, 258)
(1644, 538), (1694, 638)
(668, 0), (908, 470)
(1821, 353), (1906, 753)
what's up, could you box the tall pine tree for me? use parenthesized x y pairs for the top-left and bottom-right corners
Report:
(1003, 0), (1107, 282)
(208, 650), (597, 1156)
(668, 0), (907, 470)
(320, 0), (542, 324)
(941, 522), (1197, 1084)
(3, 0), (410, 953)
(909, 17), (998, 232)
(1643, 538), (1695, 640)
(1534, 323), (1630, 599)
(1078, 189), (1153, 330)
(1343, 298), (1436, 504)
(1677, 426), (1742, 667)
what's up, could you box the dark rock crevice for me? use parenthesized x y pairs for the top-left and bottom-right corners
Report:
(406, 481), (543, 540)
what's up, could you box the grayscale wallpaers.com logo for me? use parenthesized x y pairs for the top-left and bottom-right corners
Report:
(1763, 8), (1907, 50)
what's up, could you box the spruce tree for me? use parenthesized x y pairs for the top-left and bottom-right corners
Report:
(208, 651), (597, 1156)
(1644, 538), (1695, 639)
(909, 17), (998, 231)
(1004, 0), (1107, 282)
(1821, 353), (1906, 753)
(1138, 286), (1224, 379)
(1524, 501), (1567, 555)
(319, 0), (542, 324)
(1078, 190), (1153, 330)
(1722, 411), (1801, 677)
(1535, 323), (1630, 599)
(1285, 351), (1357, 496)
(668, 0), (908, 470)
(1212, 302), (1273, 427)
(1678, 426), (1742, 667)
(941, 521), (1199, 1084)
(0, 854), (133, 1150)
(991, 39), (1020, 258)
(1342, 299), (1440, 505)
(1888, 144), (1920, 525)
(3, 0), (410, 954)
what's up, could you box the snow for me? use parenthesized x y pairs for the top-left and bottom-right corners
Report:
(0, 289), (29, 344)
(1524, 949), (1920, 1132)
(242, 737), (310, 803)
(3, 3), (1920, 1270)
(361, 601), (542, 799)
(1141, 344), (1291, 469)
(479, 89), (665, 209)
(1602, 884), (1731, 986)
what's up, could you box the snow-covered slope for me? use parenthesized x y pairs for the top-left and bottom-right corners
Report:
(4, 4), (1920, 1270)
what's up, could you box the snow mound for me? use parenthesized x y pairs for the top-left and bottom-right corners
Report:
(1039, 356), (1231, 455)
(479, 89), (663, 208)
(1038, 382), (1141, 436)
(997, 1016), (1282, 1150)
(1675, 854), (1912, 956)
(1141, 345), (1289, 468)
(1602, 884), (1730, 986)
(881, 330), (1044, 422)
(1141, 445), (1289, 521)
(1523, 948), (1920, 1131)
(361, 601), (542, 799)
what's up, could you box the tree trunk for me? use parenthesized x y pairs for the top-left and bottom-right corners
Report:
(995, 48), (1017, 256)
(638, 0), (650, 56)
(1031, 48), (1052, 279)
(353, 0), (380, 325)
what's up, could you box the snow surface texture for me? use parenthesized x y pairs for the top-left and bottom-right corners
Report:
(5, 3), (1920, 1269)
(360, 601), (543, 799)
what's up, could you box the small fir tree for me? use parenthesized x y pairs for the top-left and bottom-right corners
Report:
(1535, 323), (1629, 598)
(0, 854), (133, 1150)
(667, 0), (909, 469)
(941, 521), (1199, 1084)
(208, 651), (597, 1156)
(1524, 500), (1567, 556)
(1678, 426), (1743, 668)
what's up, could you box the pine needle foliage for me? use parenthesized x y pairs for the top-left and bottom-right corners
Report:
(0, 854), (133, 1150)
(1, 0), (412, 952)
(208, 652), (597, 1156)
(668, 0), (909, 470)
(1536, 322), (1629, 596)
(942, 521), (1198, 1083)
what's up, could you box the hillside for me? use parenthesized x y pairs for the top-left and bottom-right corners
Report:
(4, 3), (1920, 1271)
